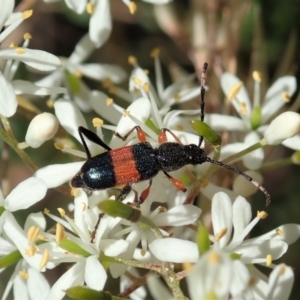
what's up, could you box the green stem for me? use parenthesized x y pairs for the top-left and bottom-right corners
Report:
(259, 157), (293, 171)
(0, 127), (38, 171)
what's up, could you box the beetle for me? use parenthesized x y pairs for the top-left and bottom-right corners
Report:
(71, 62), (270, 212)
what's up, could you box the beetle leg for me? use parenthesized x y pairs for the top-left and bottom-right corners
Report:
(90, 212), (105, 243)
(158, 128), (183, 144)
(114, 126), (146, 143)
(163, 171), (186, 192)
(117, 184), (133, 201)
(78, 126), (111, 159)
(138, 179), (152, 205)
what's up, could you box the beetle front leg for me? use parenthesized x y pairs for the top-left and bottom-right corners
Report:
(163, 171), (187, 192)
(158, 128), (183, 144)
(114, 126), (147, 143)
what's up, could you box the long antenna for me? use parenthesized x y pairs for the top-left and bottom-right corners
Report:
(198, 62), (208, 148)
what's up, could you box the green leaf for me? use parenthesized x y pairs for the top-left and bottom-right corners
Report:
(190, 120), (221, 146)
(98, 200), (141, 222)
(145, 118), (160, 134)
(59, 240), (91, 257)
(66, 286), (113, 300)
(0, 250), (22, 269)
(196, 223), (210, 255)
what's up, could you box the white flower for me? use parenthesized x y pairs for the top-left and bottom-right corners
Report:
(263, 111), (300, 145)
(18, 112), (59, 149)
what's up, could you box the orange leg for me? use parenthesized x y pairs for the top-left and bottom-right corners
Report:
(114, 126), (146, 143)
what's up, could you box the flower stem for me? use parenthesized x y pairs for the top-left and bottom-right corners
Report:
(259, 157), (293, 171)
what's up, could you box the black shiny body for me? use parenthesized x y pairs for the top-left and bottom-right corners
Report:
(71, 142), (207, 190)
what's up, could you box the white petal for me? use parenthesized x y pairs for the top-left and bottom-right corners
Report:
(153, 204), (201, 226)
(205, 113), (248, 131)
(231, 196), (252, 240)
(253, 223), (300, 245)
(0, 71), (17, 117)
(24, 212), (47, 232)
(0, 48), (61, 71)
(13, 274), (29, 300)
(65, 0), (86, 13)
(85, 256), (107, 290)
(46, 261), (85, 300)
(147, 274), (174, 300)
(79, 64), (127, 83)
(220, 73), (252, 118)
(5, 177), (47, 211)
(69, 33), (95, 64)
(34, 162), (84, 188)
(242, 131), (264, 170)
(100, 239), (128, 256)
(0, 0), (14, 29)
(27, 267), (50, 300)
(281, 133), (300, 150)
(233, 170), (263, 198)
(264, 111), (300, 145)
(230, 260), (251, 296)
(237, 240), (288, 263)
(89, 0), (112, 47)
(212, 192), (232, 248)
(262, 76), (297, 123)
(266, 264), (294, 300)
(109, 97), (151, 149)
(149, 238), (198, 263)
(12, 80), (66, 95)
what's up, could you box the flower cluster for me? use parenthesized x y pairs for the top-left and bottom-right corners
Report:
(0, 1), (299, 300)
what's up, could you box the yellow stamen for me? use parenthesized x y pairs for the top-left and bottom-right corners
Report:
(86, 2), (95, 14)
(15, 47), (26, 54)
(54, 142), (64, 150)
(252, 71), (262, 82)
(129, 2), (137, 14)
(201, 179), (209, 188)
(102, 78), (112, 88)
(57, 208), (66, 217)
(276, 228), (283, 236)
(279, 265), (286, 275)
(143, 69), (149, 75)
(282, 92), (291, 102)
(27, 226), (40, 244)
(266, 254), (272, 266)
(106, 98), (113, 106)
(25, 245), (37, 256)
(82, 202), (87, 212)
(73, 70), (82, 78)
(208, 251), (220, 264)
(150, 48), (160, 58)
(56, 223), (65, 244)
(257, 211), (268, 219)
(46, 99), (54, 108)
(174, 94), (181, 101)
(38, 234), (46, 241)
(19, 271), (29, 280)
(239, 102), (247, 115)
(215, 228), (228, 241)
(132, 77), (142, 86)
(24, 33), (32, 40)
(43, 208), (50, 214)
(92, 118), (104, 127)
(182, 261), (193, 272)
(140, 249), (146, 256)
(128, 55), (137, 65)
(108, 86), (118, 94)
(22, 10), (33, 20)
(176, 124), (184, 131)
(71, 188), (78, 197)
(40, 249), (49, 269)
(123, 110), (130, 116)
(227, 82), (243, 101)
(157, 206), (167, 212)
(9, 42), (18, 48)
(143, 83), (149, 92)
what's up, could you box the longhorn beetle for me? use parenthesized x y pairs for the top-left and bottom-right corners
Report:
(71, 63), (270, 239)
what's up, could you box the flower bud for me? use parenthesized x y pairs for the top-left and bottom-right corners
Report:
(264, 112), (300, 145)
(25, 112), (59, 148)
